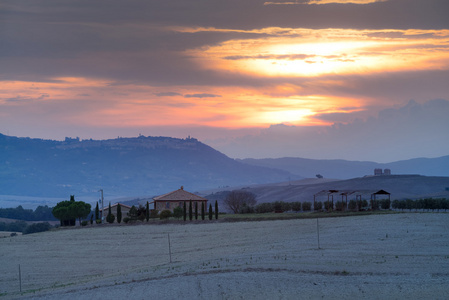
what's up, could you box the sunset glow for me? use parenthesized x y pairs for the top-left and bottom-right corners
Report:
(1, 0), (449, 161)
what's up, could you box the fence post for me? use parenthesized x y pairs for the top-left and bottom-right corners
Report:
(19, 264), (22, 292)
(168, 233), (172, 263)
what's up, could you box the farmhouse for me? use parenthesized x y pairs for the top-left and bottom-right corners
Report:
(100, 203), (132, 216)
(152, 186), (208, 212)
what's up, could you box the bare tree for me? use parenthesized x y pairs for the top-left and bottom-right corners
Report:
(224, 190), (257, 213)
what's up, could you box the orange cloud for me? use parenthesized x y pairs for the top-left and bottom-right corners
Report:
(264, 0), (388, 4)
(188, 28), (449, 77)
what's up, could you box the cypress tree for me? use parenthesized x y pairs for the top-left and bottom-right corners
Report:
(95, 202), (99, 220)
(209, 203), (213, 220)
(215, 200), (219, 220)
(201, 202), (205, 220)
(117, 203), (122, 224)
(195, 202), (198, 220)
(106, 202), (115, 223)
(189, 201), (193, 221)
(183, 201), (187, 221)
(146, 201), (150, 222)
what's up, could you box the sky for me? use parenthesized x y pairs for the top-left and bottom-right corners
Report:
(1, 0), (449, 163)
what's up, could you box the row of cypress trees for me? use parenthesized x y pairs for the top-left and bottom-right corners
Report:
(183, 200), (219, 221)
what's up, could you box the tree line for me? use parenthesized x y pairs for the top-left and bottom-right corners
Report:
(392, 198), (449, 212)
(0, 205), (56, 221)
(223, 190), (448, 214)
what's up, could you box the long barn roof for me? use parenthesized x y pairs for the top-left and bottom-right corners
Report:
(153, 187), (207, 201)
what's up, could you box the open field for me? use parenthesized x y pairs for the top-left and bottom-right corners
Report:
(1, 213), (449, 299)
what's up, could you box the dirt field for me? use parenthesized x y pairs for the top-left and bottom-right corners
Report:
(1, 213), (448, 299)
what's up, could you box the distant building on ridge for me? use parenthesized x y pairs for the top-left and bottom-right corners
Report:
(374, 168), (392, 176)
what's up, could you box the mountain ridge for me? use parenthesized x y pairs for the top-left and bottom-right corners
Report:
(0, 133), (296, 200)
(239, 155), (449, 179)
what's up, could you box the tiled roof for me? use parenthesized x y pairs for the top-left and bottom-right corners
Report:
(100, 203), (132, 211)
(153, 187), (207, 201)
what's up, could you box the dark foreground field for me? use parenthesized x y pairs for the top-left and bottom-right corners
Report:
(1, 213), (448, 299)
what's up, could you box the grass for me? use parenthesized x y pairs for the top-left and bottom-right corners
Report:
(220, 210), (399, 222)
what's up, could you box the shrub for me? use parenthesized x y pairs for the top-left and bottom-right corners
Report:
(96, 219), (101, 224)
(123, 217), (130, 224)
(81, 220), (88, 226)
(335, 201), (346, 211)
(255, 202), (273, 213)
(173, 207), (183, 220)
(239, 203), (255, 214)
(150, 209), (159, 219)
(348, 200), (357, 211)
(314, 201), (323, 211)
(106, 213), (115, 224)
(302, 202), (312, 211)
(380, 199), (391, 210)
(127, 205), (138, 220)
(160, 210), (172, 219)
(273, 201), (290, 213)
(23, 222), (51, 235)
(291, 202), (302, 212)
(324, 201), (333, 211)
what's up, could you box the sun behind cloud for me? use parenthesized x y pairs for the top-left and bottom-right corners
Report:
(191, 28), (449, 78)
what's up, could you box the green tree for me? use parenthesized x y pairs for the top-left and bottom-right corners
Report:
(160, 210), (172, 219)
(72, 201), (92, 225)
(117, 204), (122, 224)
(215, 200), (219, 219)
(106, 202), (115, 223)
(348, 200), (357, 211)
(52, 201), (74, 226)
(302, 202), (312, 211)
(146, 201), (150, 222)
(127, 205), (138, 221)
(189, 201), (193, 221)
(291, 202), (302, 212)
(173, 206), (183, 220)
(183, 201), (187, 221)
(52, 196), (90, 226)
(194, 202), (198, 220)
(314, 201), (323, 211)
(209, 203), (213, 220)
(23, 222), (51, 235)
(201, 202), (205, 220)
(95, 202), (99, 221)
(224, 191), (257, 214)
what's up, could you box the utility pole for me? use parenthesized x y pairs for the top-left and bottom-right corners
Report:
(99, 189), (104, 224)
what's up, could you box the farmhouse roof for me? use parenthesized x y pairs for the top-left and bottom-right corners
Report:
(100, 203), (132, 211)
(153, 186), (207, 201)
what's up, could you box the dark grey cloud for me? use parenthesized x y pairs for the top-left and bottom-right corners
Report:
(184, 93), (222, 98)
(1, 0), (448, 86)
(154, 92), (182, 97)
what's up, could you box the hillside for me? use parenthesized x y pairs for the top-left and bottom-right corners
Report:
(0, 134), (296, 200)
(207, 175), (449, 209)
(239, 156), (449, 179)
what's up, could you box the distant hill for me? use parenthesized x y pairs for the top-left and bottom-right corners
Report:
(0, 134), (296, 200)
(239, 156), (449, 179)
(207, 175), (449, 210)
